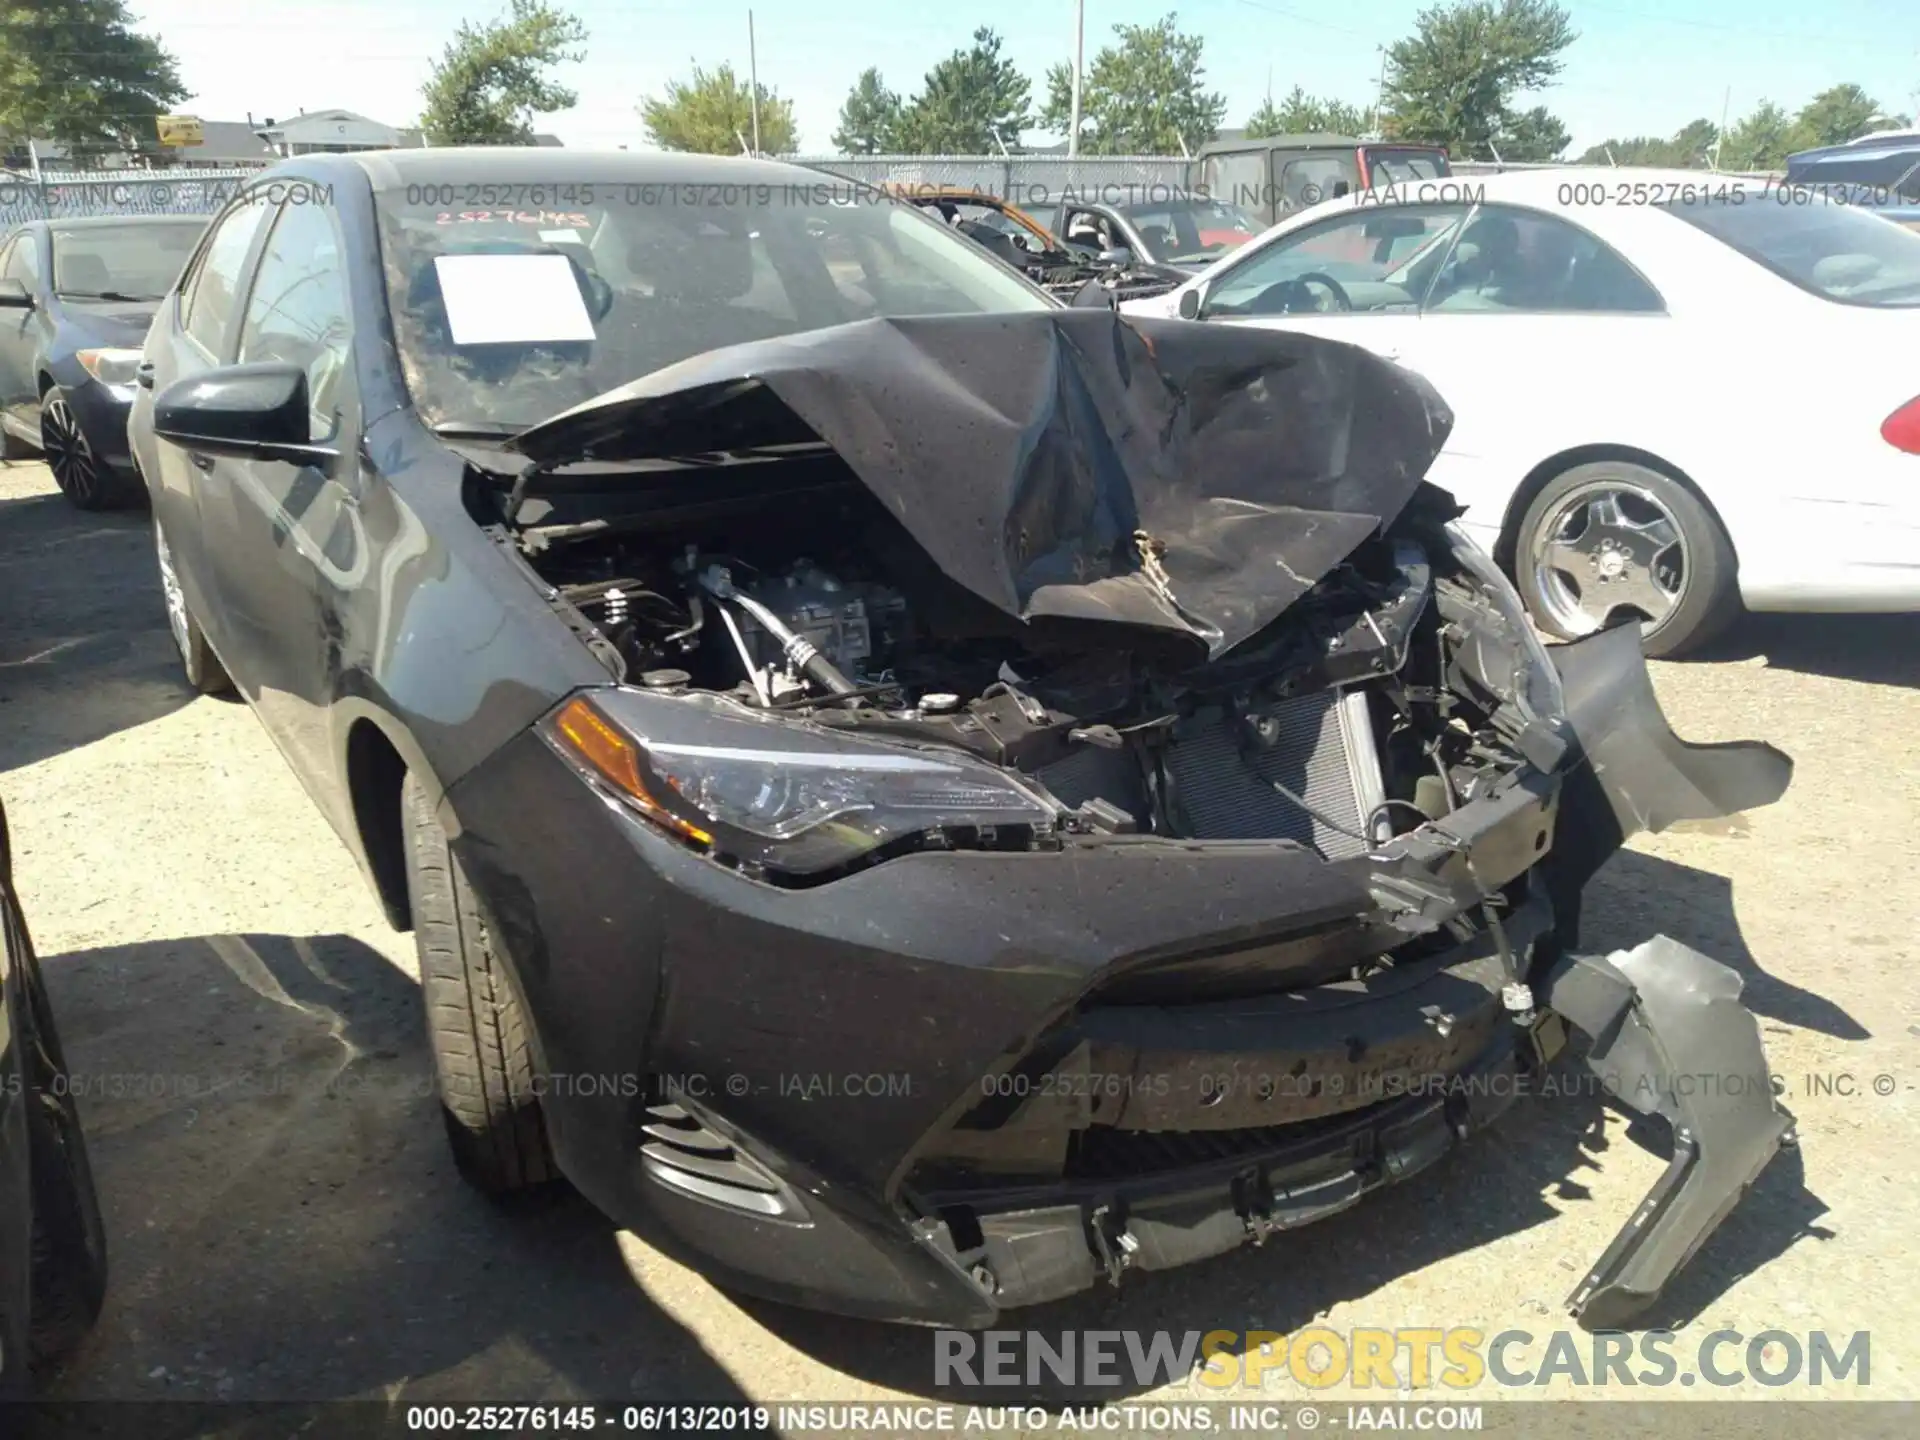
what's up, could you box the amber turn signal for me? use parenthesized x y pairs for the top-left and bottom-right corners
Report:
(552, 697), (713, 846)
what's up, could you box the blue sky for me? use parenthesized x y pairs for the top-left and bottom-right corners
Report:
(131, 0), (1918, 155)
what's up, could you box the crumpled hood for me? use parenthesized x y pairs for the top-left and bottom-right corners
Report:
(508, 310), (1452, 661)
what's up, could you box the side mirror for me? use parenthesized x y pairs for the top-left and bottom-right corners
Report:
(1177, 285), (1205, 320)
(0, 277), (33, 309)
(153, 362), (340, 468)
(1097, 246), (1134, 268)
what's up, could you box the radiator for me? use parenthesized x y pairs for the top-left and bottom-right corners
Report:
(1036, 689), (1386, 859)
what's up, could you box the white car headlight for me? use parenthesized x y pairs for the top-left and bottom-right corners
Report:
(1444, 521), (1566, 722)
(76, 347), (144, 388)
(543, 690), (1058, 878)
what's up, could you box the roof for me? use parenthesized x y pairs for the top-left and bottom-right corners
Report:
(336, 147), (865, 189)
(1847, 128), (1920, 147)
(24, 214), (209, 232)
(1336, 165), (1774, 210)
(1490, 164), (1760, 192)
(1198, 133), (1367, 153)
(1789, 138), (1920, 167)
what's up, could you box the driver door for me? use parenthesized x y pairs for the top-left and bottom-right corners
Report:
(1190, 203), (1471, 364)
(197, 195), (364, 799)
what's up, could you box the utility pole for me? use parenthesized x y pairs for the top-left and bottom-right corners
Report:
(747, 10), (762, 156)
(1068, 0), (1084, 158)
(1370, 45), (1388, 139)
(1711, 85), (1729, 171)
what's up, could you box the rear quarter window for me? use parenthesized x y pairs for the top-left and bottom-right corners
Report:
(1202, 152), (1270, 214)
(1662, 196), (1920, 307)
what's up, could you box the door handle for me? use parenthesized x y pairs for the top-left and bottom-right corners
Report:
(189, 452), (213, 472)
(136, 361), (155, 390)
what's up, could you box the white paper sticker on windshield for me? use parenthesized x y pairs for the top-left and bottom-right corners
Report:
(539, 228), (584, 244)
(433, 253), (595, 346)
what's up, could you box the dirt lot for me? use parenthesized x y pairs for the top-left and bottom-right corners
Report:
(2, 456), (1916, 1410)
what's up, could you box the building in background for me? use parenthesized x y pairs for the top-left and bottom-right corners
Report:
(5, 109), (563, 176)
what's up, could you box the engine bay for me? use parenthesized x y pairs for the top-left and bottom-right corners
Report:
(482, 458), (1551, 862)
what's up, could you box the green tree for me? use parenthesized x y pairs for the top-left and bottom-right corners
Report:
(1575, 136), (1665, 166)
(0, 0), (186, 163)
(1670, 118), (1721, 166)
(1718, 100), (1793, 172)
(419, 0), (586, 146)
(832, 67), (901, 154)
(1243, 85), (1370, 139)
(1382, 0), (1575, 161)
(640, 62), (797, 154)
(1576, 118), (1717, 168)
(1788, 83), (1890, 151)
(890, 27), (1030, 153)
(1495, 104), (1569, 161)
(1038, 15), (1225, 155)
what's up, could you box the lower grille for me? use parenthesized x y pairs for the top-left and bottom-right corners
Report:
(1066, 1107), (1378, 1180)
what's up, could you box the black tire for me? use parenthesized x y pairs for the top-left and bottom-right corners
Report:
(401, 772), (555, 1195)
(7, 907), (108, 1381)
(153, 519), (234, 696)
(41, 391), (134, 511)
(1512, 460), (1740, 660)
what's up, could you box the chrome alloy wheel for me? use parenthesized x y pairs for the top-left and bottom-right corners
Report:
(154, 520), (191, 664)
(40, 393), (99, 503)
(1528, 481), (1687, 637)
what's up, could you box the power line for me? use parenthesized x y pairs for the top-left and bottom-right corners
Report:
(1231, 0), (1371, 40)
(1572, 3), (1892, 49)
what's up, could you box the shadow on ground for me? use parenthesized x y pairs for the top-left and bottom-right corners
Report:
(1698, 612), (1920, 689)
(1583, 849), (1870, 1041)
(0, 477), (197, 774)
(24, 876), (1856, 1414)
(32, 931), (746, 1420)
(741, 847), (1846, 1404)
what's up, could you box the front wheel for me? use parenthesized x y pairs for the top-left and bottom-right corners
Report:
(153, 520), (233, 695)
(402, 772), (556, 1196)
(1513, 461), (1740, 659)
(41, 392), (132, 511)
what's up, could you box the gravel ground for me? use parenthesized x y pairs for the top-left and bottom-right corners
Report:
(2, 457), (1915, 1414)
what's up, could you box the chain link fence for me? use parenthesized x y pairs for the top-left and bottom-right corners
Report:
(791, 155), (1194, 208)
(0, 169), (263, 228)
(3, 157), (1784, 232)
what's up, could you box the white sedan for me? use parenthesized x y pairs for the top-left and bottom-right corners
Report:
(1122, 168), (1920, 656)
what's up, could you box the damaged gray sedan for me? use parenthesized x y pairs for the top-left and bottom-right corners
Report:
(128, 150), (1792, 1331)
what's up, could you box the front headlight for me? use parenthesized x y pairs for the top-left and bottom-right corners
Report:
(1443, 521), (1566, 722)
(542, 690), (1059, 878)
(76, 347), (143, 388)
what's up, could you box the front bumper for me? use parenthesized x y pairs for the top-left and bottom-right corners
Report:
(57, 378), (137, 473)
(443, 623), (1792, 1328)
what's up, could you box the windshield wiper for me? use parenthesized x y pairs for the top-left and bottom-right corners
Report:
(58, 288), (158, 302)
